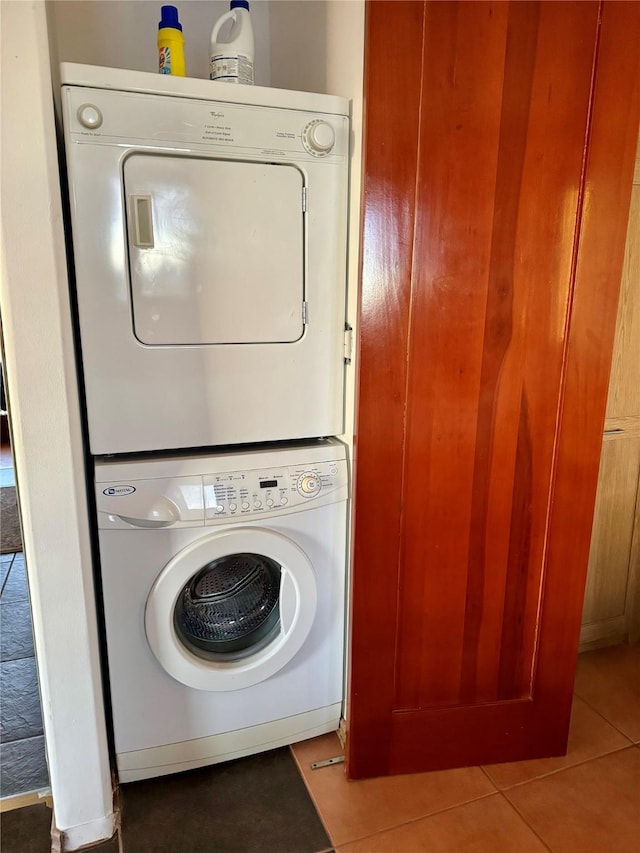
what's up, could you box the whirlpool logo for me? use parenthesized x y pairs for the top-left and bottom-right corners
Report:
(103, 485), (136, 496)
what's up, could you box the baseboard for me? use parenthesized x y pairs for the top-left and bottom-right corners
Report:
(0, 787), (52, 813)
(55, 812), (116, 852)
(579, 616), (626, 652)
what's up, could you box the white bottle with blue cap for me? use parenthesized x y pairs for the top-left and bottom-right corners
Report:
(209, 0), (255, 85)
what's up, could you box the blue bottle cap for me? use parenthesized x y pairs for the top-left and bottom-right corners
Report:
(159, 5), (183, 31)
(230, 0), (249, 9)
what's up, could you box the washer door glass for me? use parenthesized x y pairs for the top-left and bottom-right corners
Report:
(174, 553), (281, 659)
(145, 528), (317, 691)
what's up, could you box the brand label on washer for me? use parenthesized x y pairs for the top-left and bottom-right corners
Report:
(102, 485), (136, 496)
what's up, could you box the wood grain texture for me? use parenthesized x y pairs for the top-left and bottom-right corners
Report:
(347, 0), (425, 763)
(535, 0), (640, 724)
(348, 0), (640, 779)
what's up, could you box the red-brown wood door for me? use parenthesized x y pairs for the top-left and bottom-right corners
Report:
(348, 0), (640, 778)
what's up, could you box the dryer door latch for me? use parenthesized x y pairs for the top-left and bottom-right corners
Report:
(344, 323), (354, 364)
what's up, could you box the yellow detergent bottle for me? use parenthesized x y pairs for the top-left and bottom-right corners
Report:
(158, 5), (186, 76)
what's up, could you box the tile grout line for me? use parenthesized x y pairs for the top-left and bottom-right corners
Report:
(479, 762), (500, 788)
(0, 653), (38, 665)
(498, 746), (640, 852)
(489, 743), (636, 792)
(289, 744), (339, 847)
(573, 685), (638, 745)
(496, 789), (553, 852)
(332, 789), (501, 850)
(0, 553), (16, 597)
(0, 731), (46, 748)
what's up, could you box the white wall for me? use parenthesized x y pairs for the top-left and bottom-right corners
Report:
(0, 1), (364, 848)
(269, 0), (365, 452)
(0, 1), (114, 849)
(50, 0), (271, 84)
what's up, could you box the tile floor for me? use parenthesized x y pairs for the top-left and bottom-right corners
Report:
(0, 643), (638, 852)
(1, 439), (49, 799)
(0, 551), (49, 799)
(292, 643), (640, 853)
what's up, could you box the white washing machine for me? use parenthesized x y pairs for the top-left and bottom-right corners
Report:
(95, 439), (348, 782)
(61, 64), (349, 455)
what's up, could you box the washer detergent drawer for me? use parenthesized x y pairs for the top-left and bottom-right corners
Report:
(96, 476), (205, 528)
(124, 155), (304, 345)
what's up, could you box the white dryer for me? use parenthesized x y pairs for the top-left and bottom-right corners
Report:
(61, 64), (349, 454)
(95, 439), (348, 782)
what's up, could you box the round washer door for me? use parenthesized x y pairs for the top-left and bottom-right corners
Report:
(145, 528), (317, 691)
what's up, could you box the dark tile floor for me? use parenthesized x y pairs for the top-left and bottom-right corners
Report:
(0, 551), (49, 799)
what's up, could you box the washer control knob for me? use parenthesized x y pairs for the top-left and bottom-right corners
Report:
(302, 120), (335, 156)
(77, 104), (103, 129)
(297, 473), (321, 496)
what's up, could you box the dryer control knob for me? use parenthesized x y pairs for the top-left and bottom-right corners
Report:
(297, 473), (321, 496)
(302, 120), (335, 156)
(77, 104), (103, 129)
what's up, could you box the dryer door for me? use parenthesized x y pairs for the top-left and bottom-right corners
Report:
(124, 154), (305, 346)
(145, 527), (317, 691)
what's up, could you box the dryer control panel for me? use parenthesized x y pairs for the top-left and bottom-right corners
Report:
(203, 459), (348, 523)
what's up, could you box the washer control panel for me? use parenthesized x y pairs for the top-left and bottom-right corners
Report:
(204, 458), (346, 522)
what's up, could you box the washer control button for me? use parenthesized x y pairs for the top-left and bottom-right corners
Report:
(215, 505), (225, 514)
(228, 503), (237, 512)
(266, 498), (275, 507)
(77, 104), (103, 129)
(241, 502), (250, 510)
(254, 500), (262, 509)
(280, 497), (288, 506)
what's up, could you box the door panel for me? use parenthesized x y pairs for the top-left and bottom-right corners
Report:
(348, 0), (640, 777)
(124, 155), (304, 345)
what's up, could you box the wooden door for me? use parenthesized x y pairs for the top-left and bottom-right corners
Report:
(348, 0), (640, 778)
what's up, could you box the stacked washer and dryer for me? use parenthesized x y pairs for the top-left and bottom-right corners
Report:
(61, 64), (350, 781)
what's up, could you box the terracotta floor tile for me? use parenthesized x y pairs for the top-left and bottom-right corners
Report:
(575, 644), (640, 742)
(334, 793), (548, 853)
(291, 733), (497, 847)
(483, 695), (631, 789)
(505, 747), (640, 853)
